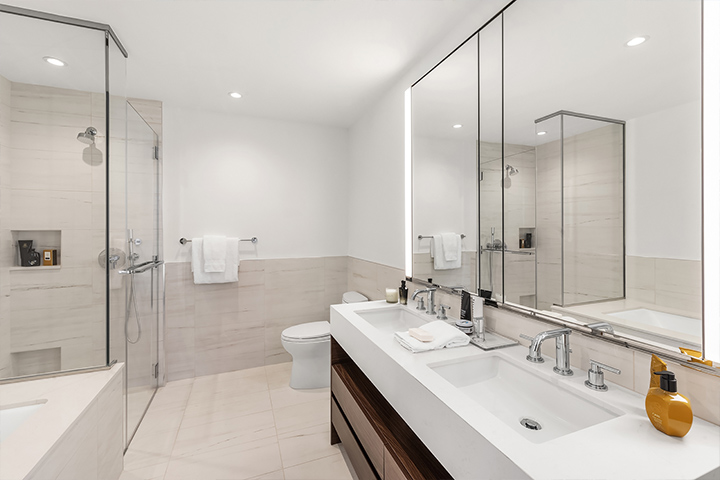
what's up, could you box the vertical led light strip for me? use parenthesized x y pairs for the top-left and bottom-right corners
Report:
(703, 0), (720, 361)
(405, 88), (413, 278)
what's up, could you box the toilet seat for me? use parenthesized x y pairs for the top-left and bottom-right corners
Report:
(281, 321), (330, 343)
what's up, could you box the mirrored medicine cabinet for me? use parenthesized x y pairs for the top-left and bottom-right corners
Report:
(409, 0), (719, 364)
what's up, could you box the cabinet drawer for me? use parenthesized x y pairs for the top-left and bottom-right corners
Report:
(332, 398), (379, 480)
(384, 447), (406, 480)
(332, 367), (385, 476)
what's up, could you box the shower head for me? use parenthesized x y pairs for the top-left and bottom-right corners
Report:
(505, 164), (519, 176)
(77, 127), (97, 145)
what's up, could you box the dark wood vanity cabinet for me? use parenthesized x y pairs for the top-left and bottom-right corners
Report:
(330, 338), (452, 480)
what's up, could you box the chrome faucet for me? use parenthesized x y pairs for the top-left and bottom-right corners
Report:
(411, 287), (437, 315)
(521, 328), (574, 376)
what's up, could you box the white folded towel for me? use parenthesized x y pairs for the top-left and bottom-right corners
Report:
(203, 235), (227, 272)
(394, 320), (470, 353)
(441, 233), (461, 261)
(191, 237), (240, 284)
(431, 234), (462, 270)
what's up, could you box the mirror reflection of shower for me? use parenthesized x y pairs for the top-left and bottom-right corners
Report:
(77, 126), (103, 166)
(504, 163), (519, 188)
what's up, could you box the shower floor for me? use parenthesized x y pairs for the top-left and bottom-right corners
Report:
(119, 362), (354, 480)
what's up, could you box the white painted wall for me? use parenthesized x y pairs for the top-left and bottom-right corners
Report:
(626, 101), (702, 261)
(163, 106), (349, 262)
(347, 0), (508, 269)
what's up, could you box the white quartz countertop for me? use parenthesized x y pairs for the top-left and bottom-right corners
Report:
(331, 300), (720, 480)
(0, 364), (124, 480)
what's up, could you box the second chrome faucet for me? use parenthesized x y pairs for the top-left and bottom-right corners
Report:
(520, 328), (574, 376)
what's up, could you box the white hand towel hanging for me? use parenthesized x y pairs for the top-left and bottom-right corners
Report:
(432, 233), (462, 270)
(192, 237), (240, 284)
(441, 233), (461, 261)
(203, 235), (227, 272)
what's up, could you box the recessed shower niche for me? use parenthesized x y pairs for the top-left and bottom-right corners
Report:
(10, 230), (61, 268)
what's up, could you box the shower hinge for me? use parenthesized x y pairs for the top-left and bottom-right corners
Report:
(153, 363), (159, 379)
(153, 145), (159, 160)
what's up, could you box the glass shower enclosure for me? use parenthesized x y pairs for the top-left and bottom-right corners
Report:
(0, 4), (163, 448)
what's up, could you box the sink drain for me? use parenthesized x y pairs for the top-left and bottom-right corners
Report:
(520, 418), (542, 431)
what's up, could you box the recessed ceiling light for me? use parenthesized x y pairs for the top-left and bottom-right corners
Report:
(626, 36), (648, 47)
(228, 92), (242, 99)
(453, 124), (462, 129)
(43, 56), (65, 67)
(537, 131), (547, 136)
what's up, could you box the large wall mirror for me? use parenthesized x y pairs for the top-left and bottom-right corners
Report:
(412, 34), (479, 292)
(410, 0), (716, 362)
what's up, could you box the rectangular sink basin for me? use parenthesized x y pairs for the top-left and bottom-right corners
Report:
(356, 306), (429, 334)
(429, 355), (622, 443)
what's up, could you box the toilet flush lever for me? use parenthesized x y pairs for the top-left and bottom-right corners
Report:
(585, 359), (621, 391)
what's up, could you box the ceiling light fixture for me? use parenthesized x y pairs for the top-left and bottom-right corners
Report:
(626, 36), (648, 47)
(453, 124), (463, 129)
(537, 131), (547, 136)
(43, 56), (65, 67)
(228, 92), (242, 99)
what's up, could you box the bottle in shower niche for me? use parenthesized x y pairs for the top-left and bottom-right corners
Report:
(399, 280), (408, 305)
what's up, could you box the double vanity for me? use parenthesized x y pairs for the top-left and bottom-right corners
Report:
(330, 300), (720, 480)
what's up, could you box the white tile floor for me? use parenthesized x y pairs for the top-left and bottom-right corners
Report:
(120, 363), (355, 480)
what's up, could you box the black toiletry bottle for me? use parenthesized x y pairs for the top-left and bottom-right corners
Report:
(399, 280), (408, 305)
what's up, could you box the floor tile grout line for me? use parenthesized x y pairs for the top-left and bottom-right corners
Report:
(160, 377), (195, 480)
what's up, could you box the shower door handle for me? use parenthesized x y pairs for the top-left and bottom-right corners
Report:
(119, 260), (164, 275)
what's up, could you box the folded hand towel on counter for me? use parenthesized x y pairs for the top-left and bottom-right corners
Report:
(394, 320), (470, 353)
(432, 234), (462, 270)
(203, 235), (227, 272)
(191, 237), (239, 284)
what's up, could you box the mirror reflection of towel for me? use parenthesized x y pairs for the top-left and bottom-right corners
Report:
(432, 233), (462, 270)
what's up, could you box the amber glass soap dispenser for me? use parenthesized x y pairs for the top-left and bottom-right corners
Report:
(645, 371), (693, 437)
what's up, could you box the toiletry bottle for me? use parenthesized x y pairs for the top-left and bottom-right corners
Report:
(645, 371), (693, 437)
(471, 295), (485, 341)
(399, 280), (408, 305)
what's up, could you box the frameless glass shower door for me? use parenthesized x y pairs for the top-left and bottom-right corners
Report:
(124, 103), (161, 444)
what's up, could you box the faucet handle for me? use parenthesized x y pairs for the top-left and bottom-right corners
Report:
(585, 359), (621, 391)
(437, 304), (450, 320)
(416, 297), (426, 311)
(520, 333), (545, 363)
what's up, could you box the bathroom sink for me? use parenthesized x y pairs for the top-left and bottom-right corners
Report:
(356, 306), (429, 334)
(428, 355), (622, 443)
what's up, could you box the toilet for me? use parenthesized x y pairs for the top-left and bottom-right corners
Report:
(281, 291), (368, 389)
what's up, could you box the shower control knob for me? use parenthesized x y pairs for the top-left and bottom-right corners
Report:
(134, 238), (142, 246)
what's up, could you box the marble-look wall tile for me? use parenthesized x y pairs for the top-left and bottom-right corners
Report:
(164, 256), (348, 380)
(626, 255), (702, 318)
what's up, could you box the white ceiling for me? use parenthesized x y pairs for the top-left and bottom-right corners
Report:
(1, 0), (486, 127)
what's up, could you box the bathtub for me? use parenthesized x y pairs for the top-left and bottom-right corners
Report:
(608, 308), (701, 337)
(0, 401), (46, 443)
(0, 364), (124, 480)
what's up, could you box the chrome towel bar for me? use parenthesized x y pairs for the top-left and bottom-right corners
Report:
(179, 237), (258, 245)
(418, 234), (465, 240)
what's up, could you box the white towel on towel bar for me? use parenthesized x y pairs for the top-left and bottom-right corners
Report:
(191, 237), (239, 284)
(431, 233), (462, 270)
(203, 235), (227, 272)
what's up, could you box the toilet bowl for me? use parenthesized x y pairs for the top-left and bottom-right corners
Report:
(281, 291), (368, 389)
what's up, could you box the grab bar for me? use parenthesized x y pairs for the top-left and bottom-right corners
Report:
(119, 260), (164, 275)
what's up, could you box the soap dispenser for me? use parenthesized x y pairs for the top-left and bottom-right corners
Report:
(399, 280), (408, 305)
(645, 371), (693, 437)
